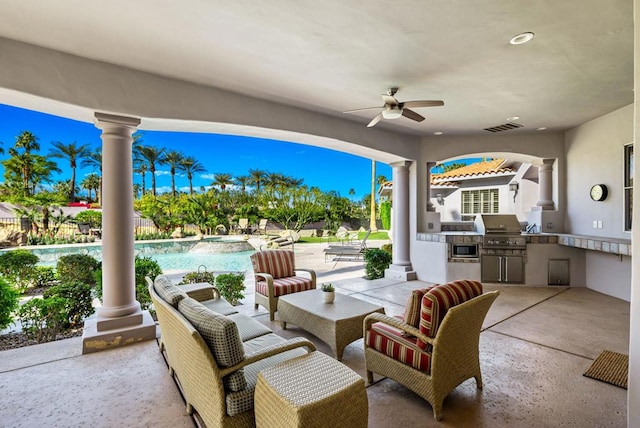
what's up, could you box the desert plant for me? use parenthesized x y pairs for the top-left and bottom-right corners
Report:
(0, 277), (19, 330)
(56, 254), (100, 286)
(363, 248), (392, 280)
(215, 272), (245, 305)
(321, 283), (335, 292)
(18, 297), (68, 343)
(0, 249), (39, 292)
(43, 281), (94, 327)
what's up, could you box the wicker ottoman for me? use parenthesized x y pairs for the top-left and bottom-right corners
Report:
(254, 351), (368, 428)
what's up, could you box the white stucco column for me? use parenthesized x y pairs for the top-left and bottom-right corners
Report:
(536, 159), (555, 210)
(82, 113), (155, 354)
(426, 161), (436, 212)
(385, 160), (417, 281)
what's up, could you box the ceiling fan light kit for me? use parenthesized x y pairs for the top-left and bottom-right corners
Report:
(344, 87), (444, 128)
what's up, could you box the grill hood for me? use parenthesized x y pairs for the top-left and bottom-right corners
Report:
(474, 214), (522, 234)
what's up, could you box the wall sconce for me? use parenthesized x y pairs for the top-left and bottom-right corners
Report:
(509, 182), (519, 203)
(436, 193), (445, 205)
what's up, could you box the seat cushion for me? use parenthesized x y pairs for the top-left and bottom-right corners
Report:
(250, 250), (295, 279)
(154, 275), (188, 307)
(227, 313), (273, 342)
(365, 319), (432, 372)
(224, 333), (308, 417)
(255, 276), (314, 297)
(177, 297), (247, 392)
(402, 286), (434, 327)
(416, 280), (483, 349)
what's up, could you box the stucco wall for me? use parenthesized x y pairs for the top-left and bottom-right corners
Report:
(564, 104), (634, 238)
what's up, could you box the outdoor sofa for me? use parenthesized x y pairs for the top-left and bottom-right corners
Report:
(149, 275), (317, 428)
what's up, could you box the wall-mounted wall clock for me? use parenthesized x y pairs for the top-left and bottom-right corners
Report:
(590, 184), (608, 201)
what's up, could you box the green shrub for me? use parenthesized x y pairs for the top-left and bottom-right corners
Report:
(56, 254), (100, 286)
(380, 201), (391, 230)
(44, 282), (94, 327)
(363, 248), (392, 280)
(33, 266), (57, 288)
(180, 271), (215, 285)
(94, 255), (161, 313)
(216, 272), (245, 305)
(0, 277), (19, 330)
(75, 210), (102, 228)
(134, 256), (163, 312)
(0, 249), (39, 292)
(18, 297), (68, 343)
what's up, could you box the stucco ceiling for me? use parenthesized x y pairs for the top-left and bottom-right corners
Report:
(0, 0), (633, 136)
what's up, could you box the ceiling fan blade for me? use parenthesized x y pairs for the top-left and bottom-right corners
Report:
(402, 100), (445, 108)
(367, 112), (384, 127)
(382, 94), (399, 106)
(402, 108), (425, 122)
(343, 106), (384, 113)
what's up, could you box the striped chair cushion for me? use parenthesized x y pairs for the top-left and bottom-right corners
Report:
(255, 276), (314, 297)
(154, 275), (187, 307)
(416, 280), (483, 349)
(402, 286), (434, 327)
(365, 319), (432, 372)
(178, 297), (247, 392)
(250, 250), (295, 280)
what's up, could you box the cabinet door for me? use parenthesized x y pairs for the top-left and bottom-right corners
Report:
(481, 255), (501, 282)
(504, 256), (524, 283)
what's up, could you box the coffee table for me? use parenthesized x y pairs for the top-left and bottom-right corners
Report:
(278, 289), (385, 360)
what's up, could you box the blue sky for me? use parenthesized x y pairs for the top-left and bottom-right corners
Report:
(0, 104), (391, 200)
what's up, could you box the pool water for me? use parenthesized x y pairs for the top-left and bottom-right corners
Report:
(150, 250), (255, 273)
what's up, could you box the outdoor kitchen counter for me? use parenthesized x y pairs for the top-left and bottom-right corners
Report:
(553, 233), (631, 256)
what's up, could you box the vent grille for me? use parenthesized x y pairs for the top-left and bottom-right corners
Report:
(483, 122), (523, 133)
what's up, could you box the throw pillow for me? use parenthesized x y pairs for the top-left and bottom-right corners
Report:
(402, 286), (434, 327)
(154, 275), (188, 307)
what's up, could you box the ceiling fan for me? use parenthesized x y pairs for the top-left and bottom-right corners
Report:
(344, 88), (444, 128)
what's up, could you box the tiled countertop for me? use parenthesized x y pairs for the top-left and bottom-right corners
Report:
(555, 234), (631, 256)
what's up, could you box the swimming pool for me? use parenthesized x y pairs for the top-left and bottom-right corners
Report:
(21, 236), (257, 273)
(151, 250), (255, 273)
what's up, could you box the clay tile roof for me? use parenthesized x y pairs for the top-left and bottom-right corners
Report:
(432, 159), (510, 181)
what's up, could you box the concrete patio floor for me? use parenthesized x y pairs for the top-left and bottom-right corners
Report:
(0, 243), (630, 427)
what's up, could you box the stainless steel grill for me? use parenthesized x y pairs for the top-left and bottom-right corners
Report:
(475, 214), (526, 284)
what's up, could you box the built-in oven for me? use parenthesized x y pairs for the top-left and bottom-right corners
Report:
(451, 243), (479, 259)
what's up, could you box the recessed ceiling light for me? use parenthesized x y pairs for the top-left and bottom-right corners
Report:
(509, 32), (535, 45)
(433, 131), (443, 135)
(506, 116), (520, 121)
(536, 127), (547, 131)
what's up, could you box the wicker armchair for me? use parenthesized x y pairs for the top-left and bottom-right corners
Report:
(250, 250), (316, 321)
(364, 280), (499, 420)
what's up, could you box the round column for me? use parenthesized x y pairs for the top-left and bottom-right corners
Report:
(426, 162), (436, 212)
(536, 159), (555, 210)
(391, 161), (412, 266)
(94, 113), (141, 318)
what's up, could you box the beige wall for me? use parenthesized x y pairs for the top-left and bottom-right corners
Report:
(564, 104), (634, 238)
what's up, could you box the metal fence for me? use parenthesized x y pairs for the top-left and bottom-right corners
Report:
(0, 217), (200, 237)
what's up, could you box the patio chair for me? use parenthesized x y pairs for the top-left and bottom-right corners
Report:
(236, 218), (252, 234)
(77, 222), (91, 235)
(364, 280), (499, 420)
(250, 249), (316, 321)
(255, 218), (268, 235)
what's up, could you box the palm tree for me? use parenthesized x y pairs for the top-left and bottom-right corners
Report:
(179, 156), (207, 195)
(264, 172), (287, 189)
(235, 175), (251, 193)
(212, 173), (234, 192)
(49, 141), (91, 202)
(369, 159), (378, 233)
(81, 173), (100, 202)
(248, 168), (266, 193)
(81, 149), (103, 206)
(138, 145), (165, 196)
(163, 149), (184, 196)
(8, 131), (40, 197)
